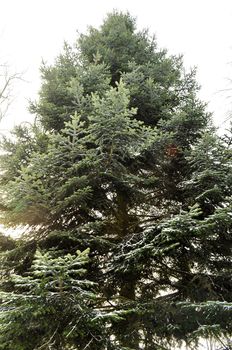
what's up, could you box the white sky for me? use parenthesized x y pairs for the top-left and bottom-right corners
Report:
(1, 0), (232, 133)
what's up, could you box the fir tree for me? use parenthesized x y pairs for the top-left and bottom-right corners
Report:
(0, 11), (231, 350)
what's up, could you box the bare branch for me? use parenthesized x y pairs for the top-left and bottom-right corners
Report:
(0, 63), (21, 121)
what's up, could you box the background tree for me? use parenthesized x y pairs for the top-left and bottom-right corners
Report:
(0, 11), (231, 350)
(0, 63), (21, 122)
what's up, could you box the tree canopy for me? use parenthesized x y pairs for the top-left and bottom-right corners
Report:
(0, 11), (231, 350)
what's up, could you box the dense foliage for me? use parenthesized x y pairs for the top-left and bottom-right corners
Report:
(0, 11), (231, 350)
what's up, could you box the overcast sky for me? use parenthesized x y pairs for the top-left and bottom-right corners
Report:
(1, 0), (232, 133)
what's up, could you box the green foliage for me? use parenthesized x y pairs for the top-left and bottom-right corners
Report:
(78, 11), (156, 84)
(0, 11), (231, 350)
(0, 249), (102, 350)
(1, 82), (157, 230)
(0, 123), (48, 185)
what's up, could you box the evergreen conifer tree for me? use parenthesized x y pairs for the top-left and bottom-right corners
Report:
(0, 11), (231, 350)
